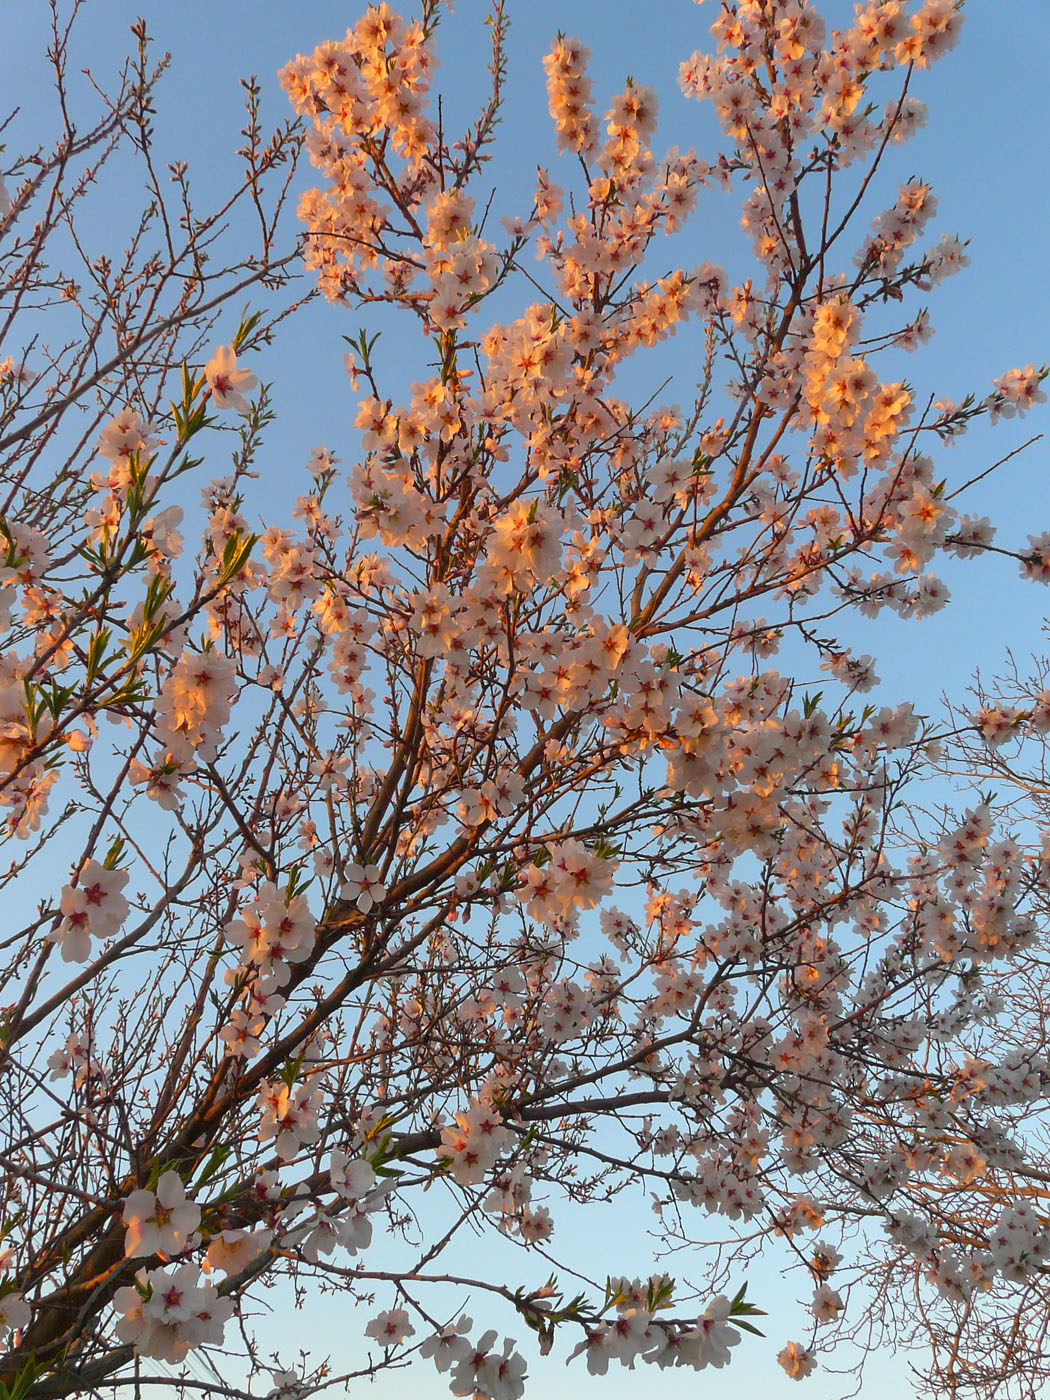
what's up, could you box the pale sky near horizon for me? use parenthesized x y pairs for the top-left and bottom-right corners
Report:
(3, 1), (1050, 1396)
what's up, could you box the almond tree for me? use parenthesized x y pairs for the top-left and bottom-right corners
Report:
(2, 3), (1049, 1399)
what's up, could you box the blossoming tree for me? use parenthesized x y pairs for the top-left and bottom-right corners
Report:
(2, 2), (1049, 1398)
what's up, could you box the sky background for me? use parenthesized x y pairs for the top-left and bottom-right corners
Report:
(4, 1), (1050, 1396)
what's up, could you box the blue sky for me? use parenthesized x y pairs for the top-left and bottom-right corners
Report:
(4, 1), (1049, 1395)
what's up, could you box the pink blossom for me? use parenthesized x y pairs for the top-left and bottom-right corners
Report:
(204, 344), (258, 413)
(123, 1171), (201, 1259)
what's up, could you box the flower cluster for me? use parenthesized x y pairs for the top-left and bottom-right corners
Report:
(568, 1291), (741, 1375)
(46, 860), (130, 963)
(439, 1097), (513, 1187)
(256, 1079), (324, 1162)
(123, 1171), (201, 1260)
(112, 1265), (234, 1363)
(543, 36), (598, 157)
(518, 840), (618, 929)
(224, 881), (317, 986)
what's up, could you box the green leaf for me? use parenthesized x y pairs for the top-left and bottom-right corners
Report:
(0, 1357), (42, 1400)
(85, 628), (113, 684)
(232, 307), (265, 352)
(103, 838), (126, 872)
(734, 1319), (766, 1337)
(219, 530), (258, 585)
(194, 1143), (232, 1188)
(279, 1053), (305, 1090)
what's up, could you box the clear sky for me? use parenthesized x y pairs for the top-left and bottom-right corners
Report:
(3, 1), (1049, 1396)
